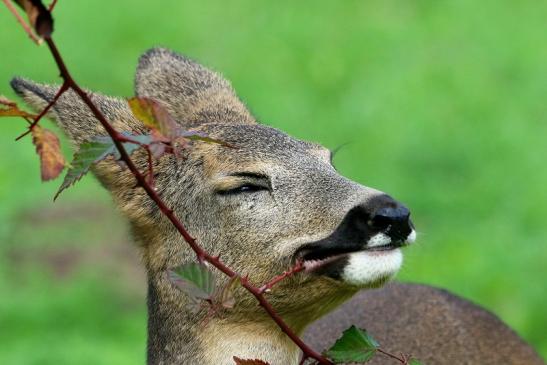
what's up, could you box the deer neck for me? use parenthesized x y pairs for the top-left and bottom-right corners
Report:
(145, 273), (302, 365)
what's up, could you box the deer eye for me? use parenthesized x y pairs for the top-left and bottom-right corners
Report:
(218, 183), (269, 196)
(215, 172), (272, 196)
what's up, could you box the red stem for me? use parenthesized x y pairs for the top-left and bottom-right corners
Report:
(42, 35), (332, 365)
(377, 348), (408, 364)
(116, 134), (155, 187)
(48, 0), (58, 11)
(258, 260), (304, 294)
(15, 81), (68, 141)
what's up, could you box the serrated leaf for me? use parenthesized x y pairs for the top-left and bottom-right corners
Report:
(233, 357), (270, 365)
(31, 126), (65, 181)
(325, 325), (379, 363)
(14, 0), (53, 37)
(128, 97), (178, 138)
(128, 98), (230, 152)
(54, 134), (148, 200)
(169, 262), (215, 301)
(113, 133), (153, 158)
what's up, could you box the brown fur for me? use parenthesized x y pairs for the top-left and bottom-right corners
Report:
(305, 282), (545, 364)
(10, 48), (543, 365)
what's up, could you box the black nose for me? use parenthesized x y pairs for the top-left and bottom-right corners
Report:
(370, 199), (412, 242)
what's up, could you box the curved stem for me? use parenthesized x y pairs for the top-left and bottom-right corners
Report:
(42, 35), (332, 365)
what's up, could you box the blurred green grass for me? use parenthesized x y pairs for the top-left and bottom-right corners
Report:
(1, 0), (546, 363)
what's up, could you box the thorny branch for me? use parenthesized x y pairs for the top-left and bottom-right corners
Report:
(4, 1), (331, 364)
(4, 2), (414, 364)
(116, 134), (157, 187)
(258, 259), (304, 294)
(15, 81), (68, 140)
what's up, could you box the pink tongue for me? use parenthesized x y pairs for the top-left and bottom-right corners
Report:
(303, 254), (345, 272)
(303, 260), (323, 272)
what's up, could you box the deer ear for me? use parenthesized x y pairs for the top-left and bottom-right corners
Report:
(135, 48), (256, 127)
(10, 77), (152, 215)
(10, 77), (145, 146)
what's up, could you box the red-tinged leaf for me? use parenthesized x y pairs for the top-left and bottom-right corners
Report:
(128, 97), (178, 138)
(14, 0), (53, 37)
(233, 357), (270, 365)
(31, 126), (65, 181)
(0, 104), (35, 119)
(150, 128), (170, 143)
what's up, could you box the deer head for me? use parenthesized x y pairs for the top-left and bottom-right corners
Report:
(11, 48), (416, 364)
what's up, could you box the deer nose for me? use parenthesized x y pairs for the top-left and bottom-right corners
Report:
(370, 202), (412, 242)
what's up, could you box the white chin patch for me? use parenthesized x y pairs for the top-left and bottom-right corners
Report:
(341, 249), (403, 286)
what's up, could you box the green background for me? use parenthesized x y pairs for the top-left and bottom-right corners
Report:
(1, 1), (545, 363)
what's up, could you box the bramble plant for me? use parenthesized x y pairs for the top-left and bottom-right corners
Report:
(2, 1), (422, 364)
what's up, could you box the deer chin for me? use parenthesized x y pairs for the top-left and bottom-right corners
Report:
(341, 248), (403, 287)
(301, 247), (403, 287)
(298, 230), (415, 287)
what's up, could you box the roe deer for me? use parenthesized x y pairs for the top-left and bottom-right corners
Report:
(11, 48), (543, 365)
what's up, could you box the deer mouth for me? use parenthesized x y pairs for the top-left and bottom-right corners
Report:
(293, 202), (416, 280)
(297, 241), (401, 274)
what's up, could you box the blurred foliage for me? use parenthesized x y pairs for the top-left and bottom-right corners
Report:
(1, 0), (546, 363)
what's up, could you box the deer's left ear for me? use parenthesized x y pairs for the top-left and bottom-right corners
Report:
(10, 77), (145, 146)
(134, 48), (256, 128)
(10, 77), (154, 219)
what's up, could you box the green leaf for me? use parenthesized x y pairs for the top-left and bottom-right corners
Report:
(169, 262), (215, 301)
(325, 325), (379, 363)
(54, 134), (148, 200)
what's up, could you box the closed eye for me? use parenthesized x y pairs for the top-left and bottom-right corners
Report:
(215, 172), (271, 196)
(217, 183), (269, 195)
